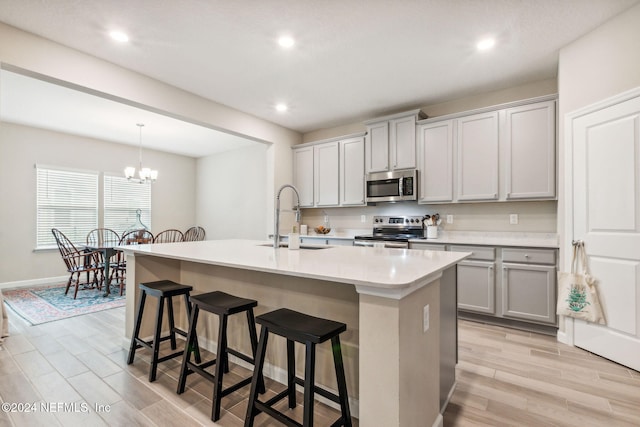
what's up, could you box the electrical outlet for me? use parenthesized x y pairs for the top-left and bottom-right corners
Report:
(324, 215), (329, 223)
(423, 304), (430, 332)
(446, 215), (453, 224)
(510, 214), (519, 225)
(361, 215), (366, 223)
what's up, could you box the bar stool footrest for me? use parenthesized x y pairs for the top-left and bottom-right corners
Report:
(293, 376), (342, 405)
(254, 400), (302, 427)
(156, 350), (185, 364)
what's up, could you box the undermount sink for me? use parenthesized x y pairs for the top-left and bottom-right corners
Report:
(257, 243), (329, 250)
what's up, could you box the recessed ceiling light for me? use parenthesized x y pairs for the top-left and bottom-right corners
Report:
(109, 30), (129, 43)
(476, 37), (496, 51)
(278, 36), (295, 49)
(275, 103), (288, 112)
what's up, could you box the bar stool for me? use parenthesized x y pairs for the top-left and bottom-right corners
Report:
(127, 280), (201, 382)
(244, 308), (352, 427)
(177, 291), (265, 422)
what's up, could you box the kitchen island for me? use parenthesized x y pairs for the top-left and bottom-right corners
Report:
(120, 239), (469, 427)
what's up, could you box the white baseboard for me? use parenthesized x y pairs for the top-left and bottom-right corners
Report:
(0, 276), (68, 290)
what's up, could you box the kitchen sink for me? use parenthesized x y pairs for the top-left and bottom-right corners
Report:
(257, 243), (329, 250)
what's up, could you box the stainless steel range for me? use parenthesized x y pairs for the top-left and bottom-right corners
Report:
(354, 215), (424, 248)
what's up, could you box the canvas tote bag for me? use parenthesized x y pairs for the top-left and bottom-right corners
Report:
(557, 241), (605, 324)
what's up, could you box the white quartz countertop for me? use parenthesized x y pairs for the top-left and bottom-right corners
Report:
(409, 231), (559, 248)
(293, 231), (559, 248)
(121, 239), (469, 296)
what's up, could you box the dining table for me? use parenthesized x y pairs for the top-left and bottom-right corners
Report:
(83, 243), (119, 297)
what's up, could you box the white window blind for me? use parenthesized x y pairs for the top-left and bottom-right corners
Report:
(104, 175), (152, 234)
(36, 166), (98, 248)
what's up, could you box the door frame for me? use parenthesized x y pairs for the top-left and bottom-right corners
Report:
(561, 85), (640, 346)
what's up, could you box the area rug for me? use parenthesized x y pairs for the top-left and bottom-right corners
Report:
(2, 284), (125, 325)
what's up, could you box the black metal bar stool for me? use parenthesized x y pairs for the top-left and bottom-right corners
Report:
(177, 291), (265, 422)
(127, 280), (201, 382)
(244, 308), (352, 427)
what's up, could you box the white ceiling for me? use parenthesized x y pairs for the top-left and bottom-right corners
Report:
(0, 69), (258, 158)
(0, 0), (638, 155)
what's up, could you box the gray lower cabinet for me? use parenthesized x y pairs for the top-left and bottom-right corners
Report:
(451, 245), (497, 315)
(502, 248), (557, 325)
(411, 242), (558, 328)
(457, 261), (496, 314)
(300, 237), (353, 246)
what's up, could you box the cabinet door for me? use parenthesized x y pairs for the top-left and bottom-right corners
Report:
(365, 121), (389, 173)
(390, 115), (417, 170)
(418, 120), (454, 203)
(502, 263), (557, 324)
(457, 261), (496, 314)
(456, 112), (499, 201)
(314, 142), (339, 206)
(292, 146), (314, 207)
(505, 101), (556, 199)
(340, 136), (365, 206)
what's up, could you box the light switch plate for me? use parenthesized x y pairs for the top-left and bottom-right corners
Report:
(446, 215), (453, 224)
(361, 215), (366, 223)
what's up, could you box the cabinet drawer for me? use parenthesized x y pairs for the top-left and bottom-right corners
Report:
(410, 243), (447, 251)
(502, 248), (556, 265)
(450, 245), (495, 261)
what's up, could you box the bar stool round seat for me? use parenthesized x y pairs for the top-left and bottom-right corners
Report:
(127, 280), (200, 382)
(244, 308), (352, 427)
(177, 290), (265, 422)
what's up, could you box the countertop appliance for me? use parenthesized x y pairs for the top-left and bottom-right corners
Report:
(366, 169), (417, 203)
(354, 215), (424, 248)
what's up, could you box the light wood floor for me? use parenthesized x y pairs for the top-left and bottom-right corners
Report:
(1, 305), (638, 426)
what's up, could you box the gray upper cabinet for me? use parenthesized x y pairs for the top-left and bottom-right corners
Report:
(505, 100), (556, 200)
(364, 121), (389, 173)
(340, 136), (366, 206)
(293, 132), (366, 209)
(456, 111), (499, 201)
(417, 120), (454, 203)
(293, 145), (314, 207)
(417, 95), (557, 204)
(314, 141), (340, 207)
(365, 109), (426, 173)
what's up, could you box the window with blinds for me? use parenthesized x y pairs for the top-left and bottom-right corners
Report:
(104, 175), (152, 234)
(36, 166), (99, 248)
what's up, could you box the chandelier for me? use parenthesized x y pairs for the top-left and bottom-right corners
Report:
(124, 123), (158, 183)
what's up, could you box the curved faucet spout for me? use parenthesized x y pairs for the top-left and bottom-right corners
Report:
(274, 184), (301, 248)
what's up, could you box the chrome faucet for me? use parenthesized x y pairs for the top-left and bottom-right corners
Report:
(274, 184), (301, 248)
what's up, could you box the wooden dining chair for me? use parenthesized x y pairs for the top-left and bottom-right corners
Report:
(86, 228), (120, 247)
(52, 228), (104, 299)
(154, 229), (184, 243)
(183, 226), (206, 242)
(111, 229), (154, 297)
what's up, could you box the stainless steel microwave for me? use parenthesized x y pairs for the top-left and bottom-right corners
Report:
(366, 170), (418, 203)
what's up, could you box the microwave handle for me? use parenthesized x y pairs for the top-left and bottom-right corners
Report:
(398, 177), (404, 197)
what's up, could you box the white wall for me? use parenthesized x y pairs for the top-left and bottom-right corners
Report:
(0, 122), (196, 285)
(196, 144), (269, 240)
(558, 3), (640, 268)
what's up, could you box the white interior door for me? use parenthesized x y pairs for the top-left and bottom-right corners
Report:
(570, 91), (640, 371)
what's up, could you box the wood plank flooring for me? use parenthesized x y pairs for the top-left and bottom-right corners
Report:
(1, 305), (638, 426)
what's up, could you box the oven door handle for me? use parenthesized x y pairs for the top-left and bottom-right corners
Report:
(385, 242), (408, 249)
(354, 240), (374, 247)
